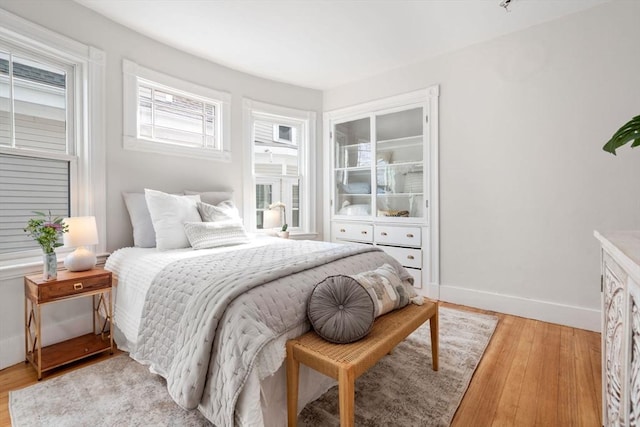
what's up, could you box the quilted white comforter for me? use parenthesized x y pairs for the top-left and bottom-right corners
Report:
(106, 238), (407, 426)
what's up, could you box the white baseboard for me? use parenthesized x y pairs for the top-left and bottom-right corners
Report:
(438, 284), (600, 332)
(0, 311), (93, 370)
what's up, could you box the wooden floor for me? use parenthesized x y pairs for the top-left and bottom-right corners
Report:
(0, 303), (601, 427)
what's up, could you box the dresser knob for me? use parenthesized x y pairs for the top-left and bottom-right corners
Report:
(407, 255), (415, 260)
(406, 233), (414, 238)
(339, 229), (346, 233)
(361, 231), (368, 235)
(381, 232), (388, 236)
(73, 283), (83, 290)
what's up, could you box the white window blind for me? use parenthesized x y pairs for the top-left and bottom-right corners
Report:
(0, 153), (69, 254)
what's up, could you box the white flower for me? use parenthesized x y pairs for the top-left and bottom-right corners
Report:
(269, 201), (286, 209)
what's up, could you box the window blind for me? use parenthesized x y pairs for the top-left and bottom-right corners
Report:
(0, 153), (70, 254)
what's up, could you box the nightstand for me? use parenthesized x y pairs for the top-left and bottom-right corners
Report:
(24, 268), (113, 380)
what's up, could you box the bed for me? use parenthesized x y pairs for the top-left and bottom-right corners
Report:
(105, 235), (410, 426)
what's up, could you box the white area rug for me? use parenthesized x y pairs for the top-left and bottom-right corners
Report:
(10, 307), (497, 427)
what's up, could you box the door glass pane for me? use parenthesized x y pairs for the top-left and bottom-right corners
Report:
(334, 117), (371, 168)
(335, 169), (371, 216)
(12, 56), (67, 153)
(375, 107), (424, 218)
(0, 51), (9, 146)
(255, 183), (273, 229)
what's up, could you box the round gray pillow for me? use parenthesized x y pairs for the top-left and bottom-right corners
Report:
(307, 275), (375, 344)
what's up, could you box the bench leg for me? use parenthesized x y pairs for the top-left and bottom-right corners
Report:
(338, 367), (355, 427)
(430, 304), (439, 371)
(286, 342), (300, 427)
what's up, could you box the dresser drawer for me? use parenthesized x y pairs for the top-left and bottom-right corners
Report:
(406, 267), (422, 289)
(333, 222), (374, 243)
(380, 246), (422, 269)
(34, 274), (111, 303)
(375, 225), (421, 247)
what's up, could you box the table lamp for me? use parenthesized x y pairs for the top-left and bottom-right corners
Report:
(63, 216), (99, 271)
(263, 209), (281, 231)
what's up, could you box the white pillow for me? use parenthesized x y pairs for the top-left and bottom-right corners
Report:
(197, 200), (240, 222)
(183, 220), (250, 249)
(122, 192), (156, 248)
(144, 189), (202, 250)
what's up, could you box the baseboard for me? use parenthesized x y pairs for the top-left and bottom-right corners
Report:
(0, 311), (93, 370)
(438, 284), (600, 332)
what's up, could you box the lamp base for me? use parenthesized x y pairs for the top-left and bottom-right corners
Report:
(64, 246), (97, 272)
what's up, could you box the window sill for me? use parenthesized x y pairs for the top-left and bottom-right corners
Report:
(124, 136), (231, 162)
(0, 252), (110, 281)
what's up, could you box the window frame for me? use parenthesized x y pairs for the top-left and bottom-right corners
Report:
(242, 98), (317, 238)
(122, 59), (231, 161)
(0, 9), (106, 277)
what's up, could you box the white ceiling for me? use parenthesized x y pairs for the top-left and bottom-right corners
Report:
(76, 0), (609, 90)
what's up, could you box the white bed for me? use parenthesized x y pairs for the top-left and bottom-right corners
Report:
(107, 236), (393, 426)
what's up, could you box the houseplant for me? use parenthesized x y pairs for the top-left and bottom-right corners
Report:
(24, 211), (69, 281)
(602, 115), (640, 155)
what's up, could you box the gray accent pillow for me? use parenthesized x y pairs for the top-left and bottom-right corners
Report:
(307, 275), (375, 344)
(184, 220), (250, 249)
(184, 190), (233, 205)
(197, 200), (240, 222)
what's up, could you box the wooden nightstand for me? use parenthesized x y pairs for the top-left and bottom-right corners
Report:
(24, 268), (113, 380)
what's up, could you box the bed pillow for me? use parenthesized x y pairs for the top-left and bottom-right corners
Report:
(145, 189), (202, 250)
(197, 200), (240, 222)
(184, 190), (233, 205)
(122, 192), (156, 248)
(307, 275), (375, 344)
(351, 263), (417, 317)
(183, 220), (250, 249)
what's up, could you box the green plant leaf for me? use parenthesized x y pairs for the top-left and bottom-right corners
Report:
(603, 115), (640, 155)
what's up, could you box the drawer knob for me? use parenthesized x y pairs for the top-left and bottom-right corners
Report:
(406, 233), (414, 238)
(339, 229), (346, 233)
(361, 231), (368, 235)
(381, 232), (388, 236)
(407, 255), (415, 260)
(73, 283), (83, 290)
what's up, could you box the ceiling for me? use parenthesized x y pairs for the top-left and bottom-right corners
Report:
(76, 0), (610, 90)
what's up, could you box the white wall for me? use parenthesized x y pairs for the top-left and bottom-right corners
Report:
(325, 1), (640, 331)
(0, 0), (323, 369)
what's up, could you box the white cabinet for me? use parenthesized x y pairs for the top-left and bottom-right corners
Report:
(325, 87), (440, 295)
(595, 231), (640, 426)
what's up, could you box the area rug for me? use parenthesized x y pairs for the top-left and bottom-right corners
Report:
(10, 307), (497, 427)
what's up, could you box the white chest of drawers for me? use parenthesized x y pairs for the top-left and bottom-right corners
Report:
(595, 231), (640, 426)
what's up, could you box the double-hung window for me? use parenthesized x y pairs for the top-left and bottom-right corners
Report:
(0, 10), (105, 265)
(243, 99), (316, 236)
(123, 59), (231, 161)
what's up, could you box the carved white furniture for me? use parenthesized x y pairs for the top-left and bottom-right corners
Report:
(324, 87), (440, 295)
(595, 231), (640, 426)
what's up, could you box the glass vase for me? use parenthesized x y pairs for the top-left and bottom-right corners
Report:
(43, 251), (57, 281)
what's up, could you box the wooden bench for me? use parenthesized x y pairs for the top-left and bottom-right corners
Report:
(286, 298), (439, 427)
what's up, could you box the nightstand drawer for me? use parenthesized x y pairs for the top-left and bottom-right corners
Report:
(40, 276), (110, 302)
(25, 270), (112, 304)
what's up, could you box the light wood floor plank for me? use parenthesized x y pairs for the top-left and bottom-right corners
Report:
(0, 303), (601, 427)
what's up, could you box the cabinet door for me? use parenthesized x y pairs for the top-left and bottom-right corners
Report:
(333, 117), (372, 218)
(629, 280), (640, 426)
(375, 106), (425, 220)
(603, 259), (626, 426)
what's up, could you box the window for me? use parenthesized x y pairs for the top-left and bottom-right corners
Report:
(273, 124), (294, 144)
(0, 9), (105, 266)
(242, 99), (316, 236)
(123, 59), (231, 161)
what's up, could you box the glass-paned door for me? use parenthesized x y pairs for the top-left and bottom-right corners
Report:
(334, 117), (372, 217)
(375, 107), (424, 219)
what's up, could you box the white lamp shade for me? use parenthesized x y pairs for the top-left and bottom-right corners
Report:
(63, 216), (98, 248)
(63, 216), (98, 271)
(263, 209), (281, 229)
